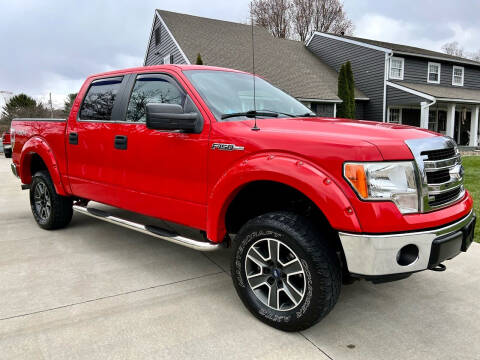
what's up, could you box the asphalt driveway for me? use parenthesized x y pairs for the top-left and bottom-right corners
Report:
(0, 156), (479, 360)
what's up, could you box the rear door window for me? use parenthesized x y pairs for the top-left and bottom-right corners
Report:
(126, 74), (185, 123)
(79, 76), (123, 120)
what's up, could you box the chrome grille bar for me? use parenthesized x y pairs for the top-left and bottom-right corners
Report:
(405, 137), (465, 213)
(424, 155), (461, 171)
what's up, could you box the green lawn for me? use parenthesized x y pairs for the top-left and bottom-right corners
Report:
(463, 156), (479, 243)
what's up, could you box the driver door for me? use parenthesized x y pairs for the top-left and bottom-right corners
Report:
(115, 72), (210, 228)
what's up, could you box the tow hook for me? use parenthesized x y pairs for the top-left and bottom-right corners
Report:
(430, 263), (447, 272)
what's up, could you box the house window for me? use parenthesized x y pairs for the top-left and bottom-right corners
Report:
(154, 27), (161, 46)
(388, 108), (401, 123)
(427, 62), (441, 84)
(452, 66), (464, 86)
(163, 54), (172, 64)
(389, 57), (404, 80)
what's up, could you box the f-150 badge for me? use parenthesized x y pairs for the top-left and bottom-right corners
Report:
(211, 143), (244, 151)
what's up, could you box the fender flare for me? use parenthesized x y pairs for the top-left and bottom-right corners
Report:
(206, 152), (362, 243)
(19, 136), (67, 196)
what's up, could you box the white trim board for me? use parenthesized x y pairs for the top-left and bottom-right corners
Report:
(155, 10), (191, 65)
(307, 32), (393, 54)
(297, 98), (342, 103)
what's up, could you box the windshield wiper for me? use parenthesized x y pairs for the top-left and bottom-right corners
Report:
(295, 112), (316, 117)
(254, 109), (316, 118)
(256, 109), (296, 118)
(221, 110), (279, 120)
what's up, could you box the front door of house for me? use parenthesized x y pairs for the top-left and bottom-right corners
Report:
(454, 111), (471, 145)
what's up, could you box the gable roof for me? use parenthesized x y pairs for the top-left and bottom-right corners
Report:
(156, 10), (367, 102)
(313, 32), (480, 67)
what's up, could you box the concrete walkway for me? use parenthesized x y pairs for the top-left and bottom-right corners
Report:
(0, 156), (479, 359)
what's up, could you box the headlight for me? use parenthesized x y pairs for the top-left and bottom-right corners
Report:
(344, 161), (419, 214)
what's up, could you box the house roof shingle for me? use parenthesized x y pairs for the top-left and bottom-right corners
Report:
(394, 82), (480, 103)
(157, 10), (367, 102)
(341, 34), (480, 67)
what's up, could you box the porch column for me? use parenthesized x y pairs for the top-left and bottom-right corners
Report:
(469, 105), (479, 147)
(420, 102), (429, 129)
(446, 103), (456, 138)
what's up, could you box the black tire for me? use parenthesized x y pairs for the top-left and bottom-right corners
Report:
(30, 170), (73, 230)
(231, 211), (341, 332)
(4, 148), (12, 158)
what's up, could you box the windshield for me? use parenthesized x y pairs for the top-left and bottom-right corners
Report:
(183, 70), (314, 121)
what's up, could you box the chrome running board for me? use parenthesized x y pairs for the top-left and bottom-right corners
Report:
(72, 205), (221, 252)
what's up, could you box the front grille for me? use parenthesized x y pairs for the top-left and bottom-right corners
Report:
(426, 169), (450, 184)
(429, 187), (462, 207)
(405, 137), (464, 212)
(421, 148), (456, 161)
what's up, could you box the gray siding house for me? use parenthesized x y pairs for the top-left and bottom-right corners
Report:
(143, 10), (368, 118)
(307, 33), (480, 147)
(144, 10), (480, 147)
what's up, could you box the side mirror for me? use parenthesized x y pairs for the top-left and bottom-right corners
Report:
(146, 103), (200, 132)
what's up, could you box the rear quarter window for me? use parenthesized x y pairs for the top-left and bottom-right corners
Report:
(79, 77), (123, 121)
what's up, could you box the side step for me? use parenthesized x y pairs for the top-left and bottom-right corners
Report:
(72, 205), (221, 252)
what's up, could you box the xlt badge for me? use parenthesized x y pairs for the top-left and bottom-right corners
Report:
(211, 143), (244, 151)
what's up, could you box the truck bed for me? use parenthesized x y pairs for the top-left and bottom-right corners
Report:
(11, 118), (67, 177)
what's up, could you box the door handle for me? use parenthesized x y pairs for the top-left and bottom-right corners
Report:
(69, 132), (78, 145)
(114, 135), (128, 150)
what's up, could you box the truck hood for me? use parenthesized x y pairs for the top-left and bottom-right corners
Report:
(241, 117), (437, 160)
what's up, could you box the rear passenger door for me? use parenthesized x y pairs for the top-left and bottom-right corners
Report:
(66, 76), (128, 202)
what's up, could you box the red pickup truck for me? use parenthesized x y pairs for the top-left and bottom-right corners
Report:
(10, 65), (476, 331)
(2, 131), (12, 158)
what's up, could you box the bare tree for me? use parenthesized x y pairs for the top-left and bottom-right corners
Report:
(441, 41), (465, 57)
(250, 0), (291, 39)
(312, 0), (353, 36)
(253, 0), (353, 41)
(469, 50), (480, 62)
(290, 0), (314, 41)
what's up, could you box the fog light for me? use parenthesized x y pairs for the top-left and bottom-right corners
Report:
(397, 244), (419, 266)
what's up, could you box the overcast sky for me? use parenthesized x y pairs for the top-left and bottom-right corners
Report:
(1, 0), (479, 108)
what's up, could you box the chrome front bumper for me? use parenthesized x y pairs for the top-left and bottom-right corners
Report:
(339, 211), (476, 276)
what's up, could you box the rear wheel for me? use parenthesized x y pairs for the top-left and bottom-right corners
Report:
(231, 211), (341, 331)
(4, 148), (12, 158)
(30, 171), (73, 229)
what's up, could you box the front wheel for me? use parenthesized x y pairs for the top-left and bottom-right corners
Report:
(30, 171), (73, 229)
(231, 212), (341, 331)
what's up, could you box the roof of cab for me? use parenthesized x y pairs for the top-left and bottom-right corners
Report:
(87, 64), (247, 80)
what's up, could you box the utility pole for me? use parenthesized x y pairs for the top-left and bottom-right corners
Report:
(49, 92), (53, 118)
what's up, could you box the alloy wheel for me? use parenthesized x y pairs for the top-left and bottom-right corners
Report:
(245, 238), (306, 311)
(34, 182), (51, 221)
